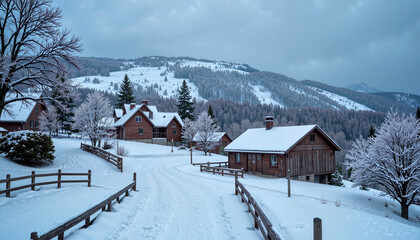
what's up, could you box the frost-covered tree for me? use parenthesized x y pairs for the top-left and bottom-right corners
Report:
(39, 105), (59, 136)
(182, 118), (198, 164)
(345, 110), (420, 219)
(73, 91), (114, 147)
(176, 80), (195, 121)
(195, 111), (220, 156)
(116, 74), (135, 108)
(0, 0), (81, 116)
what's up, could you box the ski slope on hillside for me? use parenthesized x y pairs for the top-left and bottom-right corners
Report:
(308, 87), (373, 111)
(72, 66), (206, 102)
(250, 85), (284, 107)
(1, 138), (419, 239)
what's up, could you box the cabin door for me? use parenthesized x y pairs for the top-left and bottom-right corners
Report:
(256, 154), (262, 173)
(248, 154), (257, 172)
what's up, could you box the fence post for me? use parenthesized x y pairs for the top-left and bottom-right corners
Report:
(31, 171), (35, 191)
(207, 162), (210, 166)
(58, 169), (62, 188)
(133, 172), (137, 191)
(120, 158), (123, 172)
(88, 170), (91, 187)
(254, 207), (259, 229)
(200, 165), (203, 172)
(241, 168), (244, 178)
(287, 169), (291, 198)
(213, 168), (215, 175)
(235, 172), (238, 195)
(6, 174), (10, 197)
(30, 232), (38, 240)
(314, 217), (322, 240)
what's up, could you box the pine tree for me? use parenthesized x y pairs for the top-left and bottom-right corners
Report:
(368, 125), (376, 138)
(207, 105), (217, 127)
(176, 80), (195, 120)
(50, 76), (77, 135)
(116, 74), (135, 108)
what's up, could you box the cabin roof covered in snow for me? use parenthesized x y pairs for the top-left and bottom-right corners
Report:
(0, 127), (7, 132)
(193, 132), (228, 142)
(225, 125), (340, 153)
(0, 100), (37, 122)
(113, 104), (184, 128)
(114, 109), (123, 118)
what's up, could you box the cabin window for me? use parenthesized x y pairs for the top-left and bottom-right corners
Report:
(235, 153), (241, 163)
(35, 107), (39, 114)
(35, 121), (39, 127)
(30, 120), (34, 128)
(306, 176), (310, 181)
(173, 129), (177, 135)
(139, 128), (144, 135)
(257, 154), (261, 161)
(135, 116), (142, 122)
(149, 112), (153, 119)
(172, 122), (176, 127)
(270, 155), (278, 167)
(310, 133), (315, 142)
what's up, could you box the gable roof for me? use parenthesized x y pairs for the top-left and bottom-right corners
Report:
(0, 100), (37, 123)
(114, 109), (123, 118)
(113, 104), (184, 128)
(225, 125), (340, 154)
(193, 132), (228, 142)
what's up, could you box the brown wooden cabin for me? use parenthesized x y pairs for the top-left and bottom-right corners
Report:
(225, 116), (341, 183)
(113, 101), (184, 146)
(192, 132), (232, 154)
(0, 100), (45, 134)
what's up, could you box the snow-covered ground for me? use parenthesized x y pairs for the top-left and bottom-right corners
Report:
(309, 87), (374, 111)
(250, 85), (284, 107)
(1, 138), (419, 240)
(72, 66), (206, 102)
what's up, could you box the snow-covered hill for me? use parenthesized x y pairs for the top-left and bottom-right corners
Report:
(1, 138), (419, 240)
(71, 56), (416, 112)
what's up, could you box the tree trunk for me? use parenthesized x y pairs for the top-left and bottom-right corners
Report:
(401, 198), (409, 219)
(0, 89), (7, 117)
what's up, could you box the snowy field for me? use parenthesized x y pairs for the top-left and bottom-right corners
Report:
(308, 86), (373, 111)
(0, 138), (419, 240)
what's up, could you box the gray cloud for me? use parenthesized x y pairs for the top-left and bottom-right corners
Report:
(55, 0), (420, 94)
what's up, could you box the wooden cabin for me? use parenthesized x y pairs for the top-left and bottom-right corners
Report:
(0, 100), (45, 133)
(225, 116), (341, 183)
(113, 101), (184, 146)
(192, 132), (232, 154)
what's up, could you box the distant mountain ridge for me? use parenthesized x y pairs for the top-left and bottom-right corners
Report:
(70, 56), (419, 113)
(346, 83), (382, 93)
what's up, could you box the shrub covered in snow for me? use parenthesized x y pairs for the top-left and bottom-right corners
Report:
(329, 169), (344, 187)
(0, 131), (55, 164)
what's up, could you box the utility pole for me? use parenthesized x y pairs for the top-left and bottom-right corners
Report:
(287, 169), (291, 197)
(190, 141), (193, 164)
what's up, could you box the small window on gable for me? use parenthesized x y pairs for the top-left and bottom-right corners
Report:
(149, 112), (153, 119)
(139, 128), (144, 135)
(135, 116), (142, 122)
(172, 122), (176, 127)
(173, 129), (177, 135)
(35, 107), (39, 114)
(235, 153), (241, 163)
(310, 133), (315, 142)
(270, 155), (278, 167)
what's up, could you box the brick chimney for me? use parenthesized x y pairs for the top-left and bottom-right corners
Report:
(142, 100), (148, 106)
(130, 103), (136, 110)
(265, 116), (274, 130)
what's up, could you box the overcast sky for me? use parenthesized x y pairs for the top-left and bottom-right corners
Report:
(55, 0), (420, 94)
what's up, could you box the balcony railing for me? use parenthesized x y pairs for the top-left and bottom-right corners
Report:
(153, 133), (167, 138)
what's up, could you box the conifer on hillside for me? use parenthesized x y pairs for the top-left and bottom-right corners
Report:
(116, 74), (135, 108)
(207, 105), (217, 127)
(176, 80), (195, 120)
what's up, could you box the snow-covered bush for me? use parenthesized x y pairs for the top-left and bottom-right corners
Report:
(346, 110), (420, 219)
(102, 138), (114, 150)
(329, 169), (344, 187)
(0, 131), (55, 164)
(117, 144), (128, 156)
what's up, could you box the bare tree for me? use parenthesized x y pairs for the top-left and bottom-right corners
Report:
(39, 104), (59, 136)
(72, 91), (114, 147)
(195, 111), (220, 156)
(346, 111), (420, 219)
(0, 0), (81, 116)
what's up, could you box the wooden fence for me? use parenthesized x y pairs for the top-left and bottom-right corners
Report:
(200, 165), (243, 178)
(81, 143), (123, 172)
(30, 173), (137, 240)
(235, 176), (281, 240)
(0, 170), (91, 198)
(192, 161), (228, 167)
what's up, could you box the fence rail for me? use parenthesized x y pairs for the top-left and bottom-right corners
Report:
(30, 173), (137, 240)
(192, 161), (228, 167)
(200, 165), (243, 178)
(0, 170), (91, 198)
(235, 176), (281, 240)
(81, 143), (123, 172)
